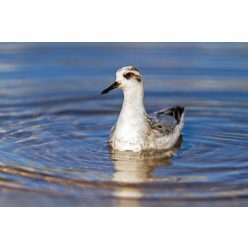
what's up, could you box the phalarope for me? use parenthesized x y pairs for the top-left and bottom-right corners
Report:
(101, 66), (185, 152)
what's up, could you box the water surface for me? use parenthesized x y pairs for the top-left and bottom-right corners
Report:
(0, 43), (247, 206)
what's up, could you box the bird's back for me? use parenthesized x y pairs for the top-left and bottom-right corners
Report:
(147, 106), (185, 149)
(149, 106), (184, 132)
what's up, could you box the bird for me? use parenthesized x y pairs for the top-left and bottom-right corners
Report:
(101, 66), (185, 152)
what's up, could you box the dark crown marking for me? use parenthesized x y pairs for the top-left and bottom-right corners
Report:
(130, 66), (140, 72)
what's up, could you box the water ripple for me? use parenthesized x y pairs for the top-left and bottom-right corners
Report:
(0, 43), (248, 206)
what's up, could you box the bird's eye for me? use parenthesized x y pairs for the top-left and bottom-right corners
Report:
(124, 72), (132, 79)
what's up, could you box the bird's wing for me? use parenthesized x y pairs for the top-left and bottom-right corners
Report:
(147, 113), (177, 136)
(147, 106), (185, 137)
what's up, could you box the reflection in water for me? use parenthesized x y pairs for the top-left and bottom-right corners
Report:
(110, 138), (182, 205)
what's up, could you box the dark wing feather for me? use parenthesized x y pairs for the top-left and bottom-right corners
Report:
(156, 106), (185, 124)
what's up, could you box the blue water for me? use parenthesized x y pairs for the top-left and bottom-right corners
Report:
(0, 43), (247, 206)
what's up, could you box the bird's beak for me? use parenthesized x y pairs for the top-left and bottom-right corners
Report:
(101, 82), (120, 94)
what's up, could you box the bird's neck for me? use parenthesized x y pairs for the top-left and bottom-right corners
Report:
(118, 85), (147, 124)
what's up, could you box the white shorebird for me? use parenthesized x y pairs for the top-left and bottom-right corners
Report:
(101, 66), (185, 152)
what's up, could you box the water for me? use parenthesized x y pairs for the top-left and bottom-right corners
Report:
(0, 43), (247, 206)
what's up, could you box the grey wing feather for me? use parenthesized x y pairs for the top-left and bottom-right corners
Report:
(147, 106), (185, 135)
(147, 114), (177, 135)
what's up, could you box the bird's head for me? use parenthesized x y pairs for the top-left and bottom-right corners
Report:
(101, 66), (143, 94)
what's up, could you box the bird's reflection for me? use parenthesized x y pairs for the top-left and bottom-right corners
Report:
(109, 137), (183, 206)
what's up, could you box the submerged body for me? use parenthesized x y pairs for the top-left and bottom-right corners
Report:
(102, 66), (185, 152)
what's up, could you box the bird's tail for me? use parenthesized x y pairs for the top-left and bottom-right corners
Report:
(157, 106), (185, 128)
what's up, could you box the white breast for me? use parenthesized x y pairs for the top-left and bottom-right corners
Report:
(109, 118), (150, 152)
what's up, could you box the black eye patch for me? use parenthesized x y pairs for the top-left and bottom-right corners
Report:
(124, 72), (134, 79)
(124, 72), (142, 82)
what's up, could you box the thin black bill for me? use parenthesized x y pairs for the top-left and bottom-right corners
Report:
(101, 82), (120, 94)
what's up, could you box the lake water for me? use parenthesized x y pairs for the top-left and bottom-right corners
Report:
(0, 43), (247, 206)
